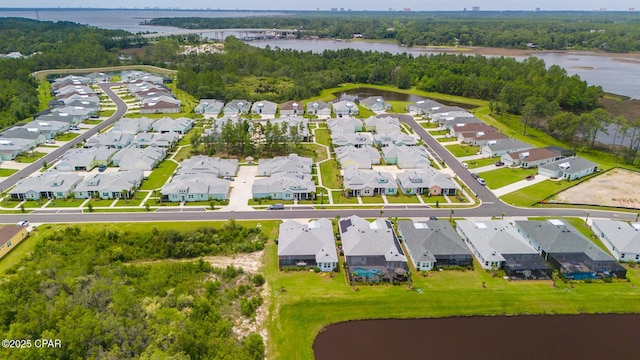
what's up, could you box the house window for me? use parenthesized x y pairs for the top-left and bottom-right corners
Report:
(485, 261), (489, 267)
(636, 255), (639, 260)
(57, 192), (63, 197)
(102, 192), (109, 197)
(621, 254), (625, 259)
(188, 194), (194, 199)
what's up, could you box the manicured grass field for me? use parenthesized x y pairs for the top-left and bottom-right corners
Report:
(178, 126), (202, 146)
(83, 120), (102, 125)
(314, 128), (331, 147)
(299, 143), (328, 162)
(320, 159), (342, 189)
(464, 157), (499, 169)
(445, 144), (480, 157)
(173, 146), (192, 162)
(264, 242), (640, 360)
(356, 105), (375, 118)
(140, 161), (178, 190)
(0, 168), (19, 177)
(481, 167), (539, 189)
(386, 100), (411, 113)
(500, 179), (578, 206)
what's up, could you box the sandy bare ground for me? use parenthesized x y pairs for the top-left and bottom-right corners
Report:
(553, 168), (640, 209)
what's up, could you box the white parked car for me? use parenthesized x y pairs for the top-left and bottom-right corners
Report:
(16, 220), (29, 226)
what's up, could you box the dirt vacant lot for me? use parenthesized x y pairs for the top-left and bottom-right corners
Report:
(554, 168), (640, 209)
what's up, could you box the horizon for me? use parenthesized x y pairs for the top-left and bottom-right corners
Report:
(1, 7), (639, 12)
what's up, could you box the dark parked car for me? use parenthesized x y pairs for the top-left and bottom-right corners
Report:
(495, 161), (505, 167)
(98, 165), (107, 172)
(526, 175), (536, 181)
(429, 216), (438, 220)
(471, 173), (479, 179)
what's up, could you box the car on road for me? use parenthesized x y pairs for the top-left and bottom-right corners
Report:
(477, 178), (486, 186)
(268, 204), (285, 210)
(16, 220), (29, 226)
(471, 173), (479, 179)
(69, 126), (80, 131)
(526, 175), (536, 181)
(495, 161), (505, 167)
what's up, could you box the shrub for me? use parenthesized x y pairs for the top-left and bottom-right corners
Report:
(252, 274), (265, 287)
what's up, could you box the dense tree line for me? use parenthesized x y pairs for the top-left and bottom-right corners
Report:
(0, 18), (147, 128)
(147, 11), (640, 52)
(0, 223), (266, 359)
(177, 37), (602, 114)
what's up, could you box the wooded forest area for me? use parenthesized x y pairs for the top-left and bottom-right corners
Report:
(0, 223), (267, 359)
(148, 12), (640, 52)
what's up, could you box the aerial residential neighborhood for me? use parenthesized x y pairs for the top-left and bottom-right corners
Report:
(3, 11), (640, 360)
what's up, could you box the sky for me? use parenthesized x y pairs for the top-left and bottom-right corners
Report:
(3, 1), (640, 11)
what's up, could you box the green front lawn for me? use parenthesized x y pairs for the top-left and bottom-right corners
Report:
(331, 191), (359, 204)
(465, 157), (499, 169)
(140, 161), (178, 190)
(264, 242), (640, 360)
(46, 198), (86, 208)
(85, 198), (116, 207)
(437, 137), (457, 143)
(420, 195), (448, 205)
(319, 159), (342, 189)
(500, 179), (578, 207)
(385, 193), (422, 203)
(445, 144), (480, 157)
(481, 167), (539, 189)
(178, 126), (202, 146)
(420, 123), (439, 130)
(428, 129), (450, 136)
(100, 109), (116, 117)
(114, 192), (147, 207)
(55, 133), (79, 141)
(314, 128), (331, 147)
(83, 120), (102, 125)
(0, 168), (19, 177)
(360, 196), (384, 204)
(14, 152), (47, 163)
(248, 199), (295, 206)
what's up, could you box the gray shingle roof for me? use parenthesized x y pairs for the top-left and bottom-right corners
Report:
(455, 220), (538, 262)
(278, 219), (338, 263)
(398, 220), (471, 262)
(515, 219), (616, 261)
(257, 154), (313, 176)
(340, 216), (407, 262)
(592, 220), (640, 254)
(538, 156), (598, 175)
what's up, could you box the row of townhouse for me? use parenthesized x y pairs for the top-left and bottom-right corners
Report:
(278, 215), (639, 284)
(8, 169), (143, 201)
(410, 98), (600, 181)
(252, 154), (316, 201)
(160, 156), (239, 202)
(122, 71), (180, 114)
(195, 96), (392, 119)
(342, 167), (459, 197)
(0, 74), (101, 161)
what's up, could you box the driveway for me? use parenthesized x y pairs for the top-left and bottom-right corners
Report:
(223, 166), (257, 212)
(492, 175), (549, 197)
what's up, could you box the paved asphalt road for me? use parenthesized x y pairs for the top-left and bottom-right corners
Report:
(1, 89), (637, 225)
(0, 83), (127, 191)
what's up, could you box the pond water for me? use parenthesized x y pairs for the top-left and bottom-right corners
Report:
(313, 314), (640, 360)
(334, 88), (425, 103)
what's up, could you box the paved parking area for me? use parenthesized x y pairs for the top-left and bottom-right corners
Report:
(223, 166), (258, 211)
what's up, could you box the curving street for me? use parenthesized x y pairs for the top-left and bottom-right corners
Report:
(0, 85), (636, 225)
